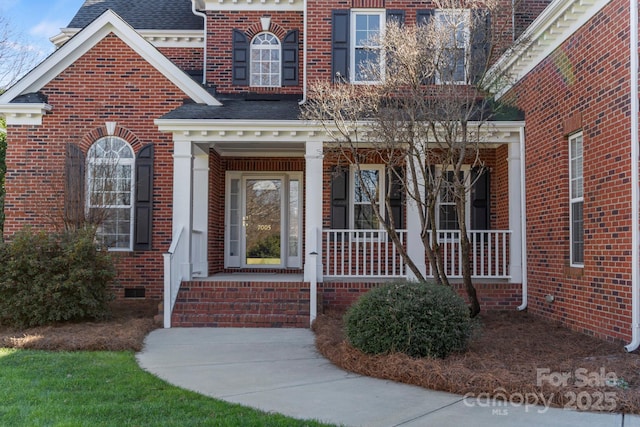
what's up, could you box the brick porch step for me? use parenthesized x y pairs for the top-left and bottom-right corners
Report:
(170, 280), (310, 328)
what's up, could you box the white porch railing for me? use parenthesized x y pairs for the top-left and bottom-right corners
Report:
(322, 229), (511, 280)
(426, 230), (512, 279)
(163, 227), (187, 328)
(323, 229), (407, 278)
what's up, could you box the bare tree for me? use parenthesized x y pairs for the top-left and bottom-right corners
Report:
(0, 15), (40, 90)
(302, 0), (522, 316)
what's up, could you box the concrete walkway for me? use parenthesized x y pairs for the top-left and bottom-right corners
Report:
(137, 328), (638, 427)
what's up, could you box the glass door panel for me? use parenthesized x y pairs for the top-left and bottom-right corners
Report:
(244, 178), (282, 266)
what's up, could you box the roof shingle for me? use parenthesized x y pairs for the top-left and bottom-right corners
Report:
(67, 0), (203, 30)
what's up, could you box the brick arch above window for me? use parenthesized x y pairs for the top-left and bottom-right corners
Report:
(244, 21), (287, 40)
(79, 125), (142, 153)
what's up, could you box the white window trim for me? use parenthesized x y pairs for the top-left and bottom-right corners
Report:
(349, 164), (385, 230)
(569, 132), (584, 267)
(435, 165), (471, 233)
(86, 137), (135, 252)
(350, 9), (386, 84)
(434, 9), (471, 85)
(250, 32), (281, 88)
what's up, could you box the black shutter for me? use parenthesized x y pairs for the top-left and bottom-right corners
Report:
(134, 144), (154, 251)
(386, 10), (405, 26)
(471, 167), (490, 230)
(416, 9), (434, 27)
(232, 29), (249, 85)
(470, 9), (491, 85)
(281, 30), (299, 86)
(65, 143), (85, 229)
(386, 166), (404, 229)
(331, 166), (349, 230)
(332, 10), (350, 82)
(416, 9), (435, 85)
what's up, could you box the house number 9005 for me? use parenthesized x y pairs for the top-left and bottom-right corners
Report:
(257, 225), (272, 231)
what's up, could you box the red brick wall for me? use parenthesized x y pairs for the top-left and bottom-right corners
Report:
(321, 281), (522, 311)
(159, 47), (204, 73)
(4, 34), (188, 301)
(514, 0), (553, 39)
(507, 0), (632, 341)
(493, 144), (510, 231)
(205, 10), (303, 95)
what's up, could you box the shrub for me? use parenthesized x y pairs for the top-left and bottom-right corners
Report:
(344, 281), (472, 358)
(0, 228), (115, 328)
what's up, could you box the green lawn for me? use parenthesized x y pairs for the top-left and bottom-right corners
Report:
(0, 349), (335, 427)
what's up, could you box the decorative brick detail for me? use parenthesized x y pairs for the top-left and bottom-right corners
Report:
(352, 0), (385, 8)
(79, 125), (143, 152)
(244, 21), (287, 40)
(563, 112), (583, 136)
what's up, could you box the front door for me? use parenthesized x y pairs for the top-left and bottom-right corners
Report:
(244, 178), (283, 267)
(225, 172), (302, 269)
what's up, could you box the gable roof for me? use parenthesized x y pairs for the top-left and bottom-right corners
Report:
(0, 9), (219, 116)
(488, 0), (613, 98)
(68, 0), (203, 30)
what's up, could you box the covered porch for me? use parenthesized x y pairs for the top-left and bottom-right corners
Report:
(156, 109), (526, 328)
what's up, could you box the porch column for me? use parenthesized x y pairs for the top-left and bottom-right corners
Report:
(192, 144), (209, 278)
(406, 154), (427, 281)
(304, 139), (324, 282)
(508, 139), (523, 283)
(173, 139), (194, 280)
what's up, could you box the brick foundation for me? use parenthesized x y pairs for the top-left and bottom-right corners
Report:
(170, 279), (522, 328)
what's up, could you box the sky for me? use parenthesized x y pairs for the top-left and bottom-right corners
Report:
(2, 0), (85, 61)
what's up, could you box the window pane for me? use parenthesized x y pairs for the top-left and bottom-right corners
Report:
(355, 169), (379, 203)
(354, 205), (378, 230)
(289, 180), (299, 257)
(355, 49), (380, 81)
(571, 201), (584, 264)
(250, 33), (281, 87)
(439, 205), (458, 230)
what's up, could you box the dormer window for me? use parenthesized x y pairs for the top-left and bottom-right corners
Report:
(250, 33), (281, 87)
(232, 29), (299, 88)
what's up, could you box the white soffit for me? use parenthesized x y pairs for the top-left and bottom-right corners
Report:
(0, 9), (219, 106)
(488, 0), (612, 98)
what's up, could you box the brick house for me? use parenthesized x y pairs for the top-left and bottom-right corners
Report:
(0, 0), (637, 348)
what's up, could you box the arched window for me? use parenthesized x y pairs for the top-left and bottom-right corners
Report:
(250, 33), (280, 87)
(87, 137), (135, 250)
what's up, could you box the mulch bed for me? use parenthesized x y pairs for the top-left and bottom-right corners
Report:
(313, 310), (640, 414)
(4, 301), (640, 413)
(0, 300), (159, 352)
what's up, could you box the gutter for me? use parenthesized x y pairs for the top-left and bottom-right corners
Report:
(625, 0), (640, 352)
(298, 0), (308, 105)
(517, 126), (528, 311)
(192, 0), (208, 85)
